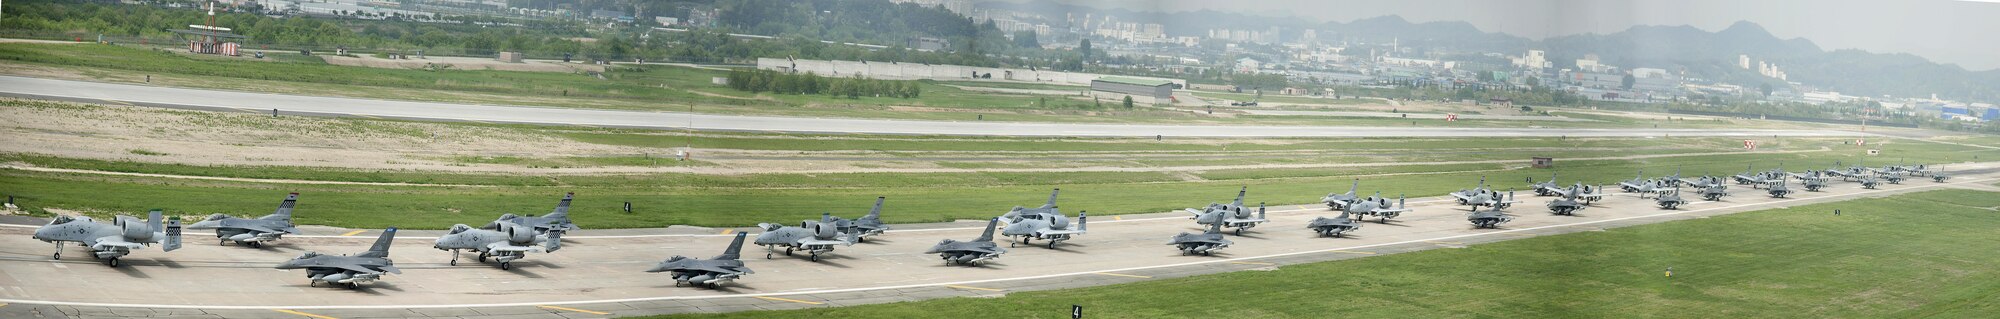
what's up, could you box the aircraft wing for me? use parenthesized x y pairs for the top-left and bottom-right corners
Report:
(1224, 217), (1268, 224)
(1577, 193), (1608, 200)
(795, 238), (850, 246)
(1372, 207), (1412, 214)
(483, 242), (539, 253)
(1184, 208), (1206, 217)
(325, 264), (384, 275)
(1448, 192), (1473, 201)
(222, 222), (289, 234)
(1039, 229), (1085, 236)
(89, 236), (145, 250)
(376, 265), (403, 274)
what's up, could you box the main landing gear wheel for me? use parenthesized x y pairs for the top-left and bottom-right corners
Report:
(106, 257), (120, 267)
(765, 253), (773, 259)
(500, 262), (512, 270)
(449, 260), (458, 266)
(52, 252), (60, 260)
(809, 254), (820, 262)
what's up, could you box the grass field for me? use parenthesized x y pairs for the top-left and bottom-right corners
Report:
(634, 189), (2000, 318)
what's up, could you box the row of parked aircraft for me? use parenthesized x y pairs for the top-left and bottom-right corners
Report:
(27, 161), (1954, 288)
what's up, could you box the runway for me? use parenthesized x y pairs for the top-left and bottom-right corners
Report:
(0, 75), (1867, 138)
(1, 163), (1993, 318)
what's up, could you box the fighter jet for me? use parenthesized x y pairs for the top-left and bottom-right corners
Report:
(1858, 173), (1882, 189)
(1449, 176), (1495, 205)
(996, 188), (1087, 248)
(1931, 166), (1952, 183)
(1732, 164), (1775, 186)
(925, 218), (1006, 266)
(1334, 192), (1409, 224)
(821, 197), (890, 243)
(1527, 172), (1562, 196)
(1467, 208), (1513, 229)
(1658, 168), (1687, 187)
(1186, 187), (1269, 235)
(31, 209), (183, 267)
(1546, 185), (1591, 216)
(433, 221), (562, 269)
(1794, 171), (1828, 192)
(752, 218), (854, 262)
(1656, 187), (1690, 209)
(1306, 210), (1363, 238)
(647, 232), (753, 288)
(1881, 170), (1905, 184)
(1321, 179), (1363, 210)
(1824, 162), (1864, 181)
(486, 192), (577, 234)
(1618, 170), (1652, 192)
(1168, 222), (1232, 256)
(276, 228), (399, 288)
(1767, 177), (1794, 198)
(1548, 183), (1610, 204)
(187, 193), (301, 248)
(1450, 177), (1518, 211)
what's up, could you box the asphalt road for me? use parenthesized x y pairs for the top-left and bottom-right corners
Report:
(0, 75), (1866, 138)
(2, 162), (1993, 318)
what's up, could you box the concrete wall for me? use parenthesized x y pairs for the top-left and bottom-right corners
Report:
(756, 58), (1186, 87)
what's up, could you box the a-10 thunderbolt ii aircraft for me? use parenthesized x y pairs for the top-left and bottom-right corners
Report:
(1732, 164), (1783, 187)
(187, 193), (301, 248)
(1655, 187), (1691, 209)
(1858, 172), (1883, 189)
(1931, 166), (1952, 182)
(1450, 177), (1519, 211)
(433, 221), (563, 269)
(276, 228), (399, 288)
(647, 232), (753, 288)
(487, 193), (578, 235)
(1466, 207), (1514, 229)
(32, 209), (182, 267)
(1168, 222), (1232, 256)
(1880, 170), (1906, 184)
(1546, 185), (1595, 216)
(1321, 179), (1363, 210)
(1824, 161), (1867, 181)
(999, 189), (1088, 248)
(925, 218), (1007, 266)
(1548, 183), (1609, 204)
(1186, 187), (1270, 235)
(821, 197), (890, 243)
(753, 217), (855, 262)
(1618, 170), (1653, 192)
(1328, 191), (1409, 225)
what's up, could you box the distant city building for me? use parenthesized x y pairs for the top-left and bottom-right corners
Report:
(655, 16), (680, 26)
(1511, 50), (1550, 70)
(1235, 57), (1262, 73)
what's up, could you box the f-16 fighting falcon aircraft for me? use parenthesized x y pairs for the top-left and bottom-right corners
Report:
(1618, 170), (1653, 192)
(1546, 185), (1593, 216)
(926, 218), (1007, 266)
(1527, 172), (1563, 196)
(32, 209), (183, 267)
(1168, 222), (1232, 256)
(187, 193), (301, 248)
(1793, 171), (1828, 192)
(276, 228), (400, 288)
(647, 232), (753, 288)
(1467, 207), (1514, 229)
(1765, 176), (1794, 198)
(999, 189), (1088, 248)
(1858, 173), (1883, 189)
(1307, 209), (1364, 238)
(434, 221), (563, 269)
(821, 197), (890, 243)
(753, 218), (855, 262)
(1321, 179), (1363, 210)
(1931, 166), (1952, 182)
(1656, 187), (1691, 209)
(487, 192), (578, 234)
(1186, 187), (1269, 235)
(1881, 170), (1906, 184)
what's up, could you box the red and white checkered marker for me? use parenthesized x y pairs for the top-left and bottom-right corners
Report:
(1743, 140), (1757, 150)
(1445, 113), (1458, 122)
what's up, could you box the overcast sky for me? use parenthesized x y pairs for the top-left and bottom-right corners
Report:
(1017, 0), (2000, 71)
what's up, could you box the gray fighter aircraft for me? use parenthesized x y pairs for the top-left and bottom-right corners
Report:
(1931, 166), (1952, 183)
(1685, 176), (1730, 201)
(1321, 179), (1363, 210)
(1858, 173), (1882, 189)
(1656, 187), (1690, 209)
(1168, 222), (1232, 256)
(1549, 183), (1610, 204)
(1467, 208), (1513, 229)
(925, 218), (1006, 266)
(1546, 185), (1591, 216)
(1449, 177), (1496, 205)
(1618, 170), (1652, 192)
(1453, 187), (1519, 211)
(1766, 177), (1793, 198)
(433, 221), (562, 269)
(487, 193), (577, 234)
(276, 228), (399, 288)
(1336, 192), (1410, 224)
(1793, 171), (1828, 192)
(1000, 202), (1087, 249)
(1825, 161), (1866, 181)
(1186, 187), (1269, 235)
(647, 232), (753, 288)
(752, 218), (854, 262)
(187, 193), (301, 248)
(1732, 164), (1779, 186)
(31, 209), (183, 267)
(1306, 209), (1363, 237)
(1881, 170), (1905, 184)
(821, 197), (890, 242)
(1527, 172), (1562, 196)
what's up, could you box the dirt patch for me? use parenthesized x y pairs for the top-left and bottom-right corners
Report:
(319, 55), (604, 73)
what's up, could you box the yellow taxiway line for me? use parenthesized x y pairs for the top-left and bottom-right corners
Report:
(273, 309), (338, 319)
(337, 230), (367, 237)
(719, 229), (735, 235)
(1093, 272), (1152, 279)
(754, 296), (825, 305)
(537, 305), (611, 315)
(944, 284), (1005, 292)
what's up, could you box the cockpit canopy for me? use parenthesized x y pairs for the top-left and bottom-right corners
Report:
(448, 224), (473, 234)
(205, 213), (231, 221)
(296, 252), (321, 259)
(50, 215), (77, 224)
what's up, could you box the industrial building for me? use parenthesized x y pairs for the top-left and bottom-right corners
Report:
(1089, 76), (1175, 105)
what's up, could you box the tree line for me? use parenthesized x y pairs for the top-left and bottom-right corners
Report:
(725, 68), (921, 99)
